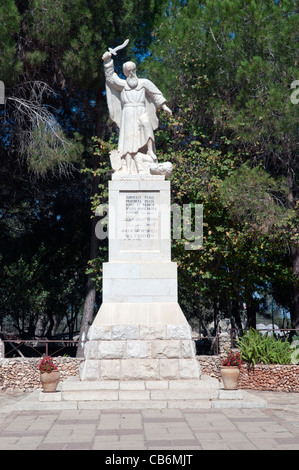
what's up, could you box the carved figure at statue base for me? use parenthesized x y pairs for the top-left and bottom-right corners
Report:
(109, 149), (173, 178)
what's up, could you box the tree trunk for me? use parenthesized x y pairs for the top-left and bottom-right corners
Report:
(76, 91), (103, 357)
(291, 246), (299, 331)
(287, 171), (299, 332)
(245, 295), (257, 330)
(213, 299), (220, 335)
(76, 215), (99, 357)
(231, 298), (243, 336)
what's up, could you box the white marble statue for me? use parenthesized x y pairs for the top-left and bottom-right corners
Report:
(102, 41), (173, 177)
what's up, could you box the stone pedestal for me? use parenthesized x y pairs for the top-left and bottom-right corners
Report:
(79, 176), (201, 382)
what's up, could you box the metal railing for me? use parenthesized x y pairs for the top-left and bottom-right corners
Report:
(1, 336), (221, 357)
(1, 327), (298, 358)
(194, 335), (219, 355)
(0, 339), (80, 358)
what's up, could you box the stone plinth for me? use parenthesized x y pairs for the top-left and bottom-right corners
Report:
(107, 179), (171, 262)
(79, 306), (200, 381)
(79, 177), (201, 382)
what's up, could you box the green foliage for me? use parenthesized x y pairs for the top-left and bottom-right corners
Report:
(26, 50), (48, 67)
(143, 0), (299, 329)
(87, 137), (113, 214)
(0, 0), (22, 84)
(290, 338), (299, 365)
(0, 172), (91, 338)
(27, 124), (83, 176)
(0, 1), (168, 340)
(219, 164), (290, 231)
(26, 0), (169, 88)
(218, 163), (299, 259)
(1, 0), (299, 339)
(237, 328), (292, 365)
(80, 137), (112, 290)
(2, 254), (49, 328)
(153, 115), (294, 329)
(145, 0), (298, 160)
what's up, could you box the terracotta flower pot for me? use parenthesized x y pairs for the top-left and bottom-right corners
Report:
(40, 371), (61, 393)
(220, 366), (240, 390)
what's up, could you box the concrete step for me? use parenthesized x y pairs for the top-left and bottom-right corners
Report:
(33, 375), (267, 410)
(0, 375), (267, 412)
(60, 388), (219, 402)
(57, 375), (220, 402)
(60, 375), (219, 392)
(3, 389), (266, 412)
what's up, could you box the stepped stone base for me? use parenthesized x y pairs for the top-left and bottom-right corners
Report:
(79, 303), (201, 382)
(36, 375), (267, 410)
(80, 357), (200, 382)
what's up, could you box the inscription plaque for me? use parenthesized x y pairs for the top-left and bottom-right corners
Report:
(119, 191), (160, 251)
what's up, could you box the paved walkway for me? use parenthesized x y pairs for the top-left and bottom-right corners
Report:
(0, 390), (298, 450)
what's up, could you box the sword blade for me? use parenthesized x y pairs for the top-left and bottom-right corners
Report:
(109, 39), (129, 56)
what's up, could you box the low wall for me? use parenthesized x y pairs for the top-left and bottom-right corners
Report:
(0, 358), (83, 392)
(198, 356), (299, 392)
(237, 363), (299, 392)
(0, 356), (299, 393)
(198, 355), (222, 379)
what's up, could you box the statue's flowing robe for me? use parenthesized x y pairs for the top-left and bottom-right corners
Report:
(104, 59), (166, 157)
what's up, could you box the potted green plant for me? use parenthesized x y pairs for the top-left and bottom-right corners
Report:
(220, 349), (242, 390)
(38, 356), (60, 393)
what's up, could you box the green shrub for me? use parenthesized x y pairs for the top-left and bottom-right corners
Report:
(290, 338), (299, 365)
(237, 328), (292, 365)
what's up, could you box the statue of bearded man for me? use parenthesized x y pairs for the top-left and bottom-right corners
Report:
(102, 50), (172, 175)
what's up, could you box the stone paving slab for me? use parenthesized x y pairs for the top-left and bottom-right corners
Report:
(0, 389), (298, 450)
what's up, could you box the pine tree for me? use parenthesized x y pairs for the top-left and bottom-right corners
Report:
(144, 0), (299, 329)
(0, 0), (169, 352)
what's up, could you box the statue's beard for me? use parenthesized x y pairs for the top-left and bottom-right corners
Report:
(126, 75), (138, 89)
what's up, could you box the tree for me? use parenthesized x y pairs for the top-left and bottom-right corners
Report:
(0, 0), (22, 84)
(143, 0), (299, 329)
(0, 172), (91, 339)
(0, 1), (169, 352)
(153, 114), (292, 333)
